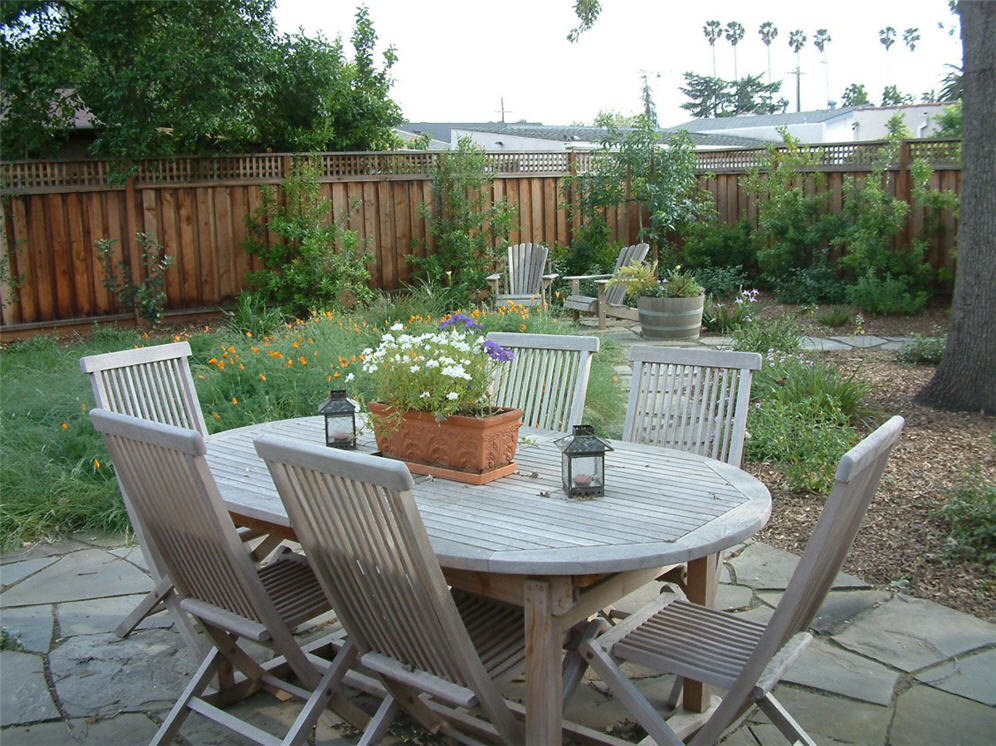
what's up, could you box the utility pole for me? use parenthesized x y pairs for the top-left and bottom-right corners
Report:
(788, 67), (805, 112)
(496, 97), (513, 123)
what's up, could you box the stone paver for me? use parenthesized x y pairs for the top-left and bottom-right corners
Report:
(56, 594), (173, 636)
(761, 685), (892, 744)
(915, 648), (996, 706)
(782, 638), (900, 706)
(834, 594), (996, 672)
(890, 684), (996, 746)
(0, 650), (60, 726)
(757, 588), (891, 635)
(0, 548), (153, 607)
(0, 557), (58, 588)
(801, 337), (854, 352)
(728, 542), (866, 591)
(0, 714), (160, 745)
(0, 604), (54, 653)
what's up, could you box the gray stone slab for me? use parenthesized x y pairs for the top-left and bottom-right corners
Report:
(0, 539), (88, 564)
(757, 589), (892, 635)
(108, 545), (148, 572)
(830, 335), (891, 348)
(0, 549), (152, 607)
(890, 684), (996, 746)
(833, 595), (996, 672)
(765, 684), (891, 744)
(700, 336), (734, 348)
(915, 648), (996, 706)
(801, 337), (853, 352)
(0, 650), (60, 726)
(0, 714), (160, 745)
(68, 531), (127, 549)
(733, 605), (775, 625)
(57, 594), (173, 636)
(0, 604), (54, 653)
(745, 722), (850, 746)
(782, 638), (900, 706)
(0, 557), (58, 588)
(715, 583), (754, 611)
(49, 629), (196, 717)
(728, 543), (866, 591)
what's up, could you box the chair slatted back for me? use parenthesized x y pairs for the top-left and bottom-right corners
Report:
(623, 346), (762, 466)
(257, 437), (519, 737)
(506, 243), (549, 296)
(80, 342), (208, 436)
(89, 409), (275, 626)
(486, 332), (600, 432)
(690, 416), (904, 745)
(603, 243), (650, 307)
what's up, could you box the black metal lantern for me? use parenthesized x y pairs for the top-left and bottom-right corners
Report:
(318, 390), (356, 449)
(555, 424), (613, 499)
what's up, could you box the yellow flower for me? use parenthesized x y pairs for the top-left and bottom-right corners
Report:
(245, 331), (253, 338)
(93, 458), (100, 469)
(259, 373), (266, 381)
(232, 398), (238, 405)
(213, 412), (221, 420)
(333, 370), (340, 378)
(61, 422), (68, 430)
(299, 356), (307, 366)
(519, 323), (527, 331)
(81, 403), (87, 411)
(250, 346), (260, 353)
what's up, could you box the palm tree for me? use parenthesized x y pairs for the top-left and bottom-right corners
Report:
(788, 29), (807, 111)
(724, 21), (745, 81)
(814, 28), (832, 107)
(703, 20), (722, 77)
(879, 26), (896, 52)
(758, 21), (778, 83)
(903, 27), (920, 51)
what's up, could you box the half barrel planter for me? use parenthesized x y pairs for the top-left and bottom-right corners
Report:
(367, 401), (522, 485)
(637, 293), (705, 340)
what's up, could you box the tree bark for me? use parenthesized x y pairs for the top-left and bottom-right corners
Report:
(916, 0), (995, 415)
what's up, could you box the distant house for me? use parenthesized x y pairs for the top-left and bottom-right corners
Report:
(668, 103), (949, 145)
(396, 121), (769, 151)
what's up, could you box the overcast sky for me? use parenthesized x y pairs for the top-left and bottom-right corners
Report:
(272, 0), (962, 127)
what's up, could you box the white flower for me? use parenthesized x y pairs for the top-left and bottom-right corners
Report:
(421, 391), (431, 398)
(345, 373), (354, 383)
(446, 392), (459, 400)
(390, 322), (404, 331)
(424, 359), (440, 368)
(410, 364), (420, 373)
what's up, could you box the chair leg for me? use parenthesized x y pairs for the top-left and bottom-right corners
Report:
(757, 694), (818, 746)
(578, 639), (684, 746)
(665, 676), (685, 709)
(249, 533), (284, 563)
(357, 694), (400, 746)
(114, 575), (172, 637)
(150, 648), (225, 746)
(280, 640), (361, 746)
(562, 618), (608, 704)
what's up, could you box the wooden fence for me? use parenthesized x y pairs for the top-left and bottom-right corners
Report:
(0, 139), (961, 329)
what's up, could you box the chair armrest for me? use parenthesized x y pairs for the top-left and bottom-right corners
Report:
(542, 273), (559, 281)
(562, 273), (612, 281)
(485, 273), (501, 282)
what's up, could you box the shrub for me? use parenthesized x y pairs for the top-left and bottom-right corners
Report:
(730, 315), (802, 354)
(97, 233), (173, 326)
(703, 288), (759, 333)
(680, 216), (757, 276)
(815, 306), (853, 328)
(225, 291), (287, 338)
(935, 469), (996, 570)
(774, 263), (848, 305)
(692, 265), (749, 300)
(896, 332), (946, 365)
(848, 271), (929, 315)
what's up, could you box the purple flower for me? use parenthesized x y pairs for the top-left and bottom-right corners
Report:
(439, 313), (482, 330)
(482, 340), (515, 362)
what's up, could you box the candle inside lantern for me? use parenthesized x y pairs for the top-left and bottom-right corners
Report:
(573, 474), (593, 487)
(332, 431), (352, 441)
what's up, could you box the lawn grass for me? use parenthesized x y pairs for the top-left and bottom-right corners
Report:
(0, 302), (624, 551)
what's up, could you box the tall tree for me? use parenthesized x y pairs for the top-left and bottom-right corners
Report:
(729, 74), (786, 115)
(879, 26), (896, 52)
(567, 0), (601, 42)
(788, 29), (807, 111)
(841, 83), (870, 106)
(724, 21), (745, 81)
(679, 73), (728, 118)
(903, 26), (920, 51)
(813, 28), (832, 107)
(703, 20), (722, 77)
(881, 84), (913, 106)
(939, 63), (964, 100)
(917, 0), (995, 414)
(680, 72), (783, 118)
(758, 21), (778, 83)
(640, 71), (658, 126)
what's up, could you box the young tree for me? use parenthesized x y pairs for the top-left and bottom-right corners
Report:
(917, 0), (996, 415)
(758, 21), (778, 83)
(814, 28), (832, 107)
(724, 21), (745, 81)
(788, 30), (807, 111)
(841, 83), (870, 106)
(679, 73), (729, 118)
(703, 20), (723, 77)
(882, 84), (914, 106)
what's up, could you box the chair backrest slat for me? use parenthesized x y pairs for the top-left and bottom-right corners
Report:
(603, 243), (650, 307)
(80, 342), (208, 436)
(486, 332), (600, 432)
(89, 409), (276, 626)
(506, 243), (548, 296)
(623, 346), (762, 466)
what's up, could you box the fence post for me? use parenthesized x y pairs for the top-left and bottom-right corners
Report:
(566, 151), (577, 248)
(896, 139), (913, 249)
(124, 176), (141, 323)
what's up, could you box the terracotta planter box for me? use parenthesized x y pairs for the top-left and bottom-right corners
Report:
(637, 294), (705, 340)
(368, 402), (522, 484)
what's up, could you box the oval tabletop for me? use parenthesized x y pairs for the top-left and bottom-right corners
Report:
(206, 416), (771, 576)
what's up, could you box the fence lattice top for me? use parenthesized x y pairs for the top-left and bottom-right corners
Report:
(0, 139), (961, 192)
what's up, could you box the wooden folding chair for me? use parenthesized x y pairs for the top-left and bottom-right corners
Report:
(89, 409), (370, 746)
(563, 242), (650, 329)
(486, 242), (558, 307)
(485, 332), (600, 433)
(577, 416), (905, 745)
(256, 436), (530, 744)
(80, 342), (282, 648)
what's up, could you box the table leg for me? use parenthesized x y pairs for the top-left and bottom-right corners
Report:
(683, 553), (719, 712)
(524, 578), (562, 746)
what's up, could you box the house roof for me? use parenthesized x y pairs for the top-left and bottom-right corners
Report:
(670, 107), (858, 132)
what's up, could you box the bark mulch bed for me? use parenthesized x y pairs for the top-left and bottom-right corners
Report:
(744, 303), (995, 623)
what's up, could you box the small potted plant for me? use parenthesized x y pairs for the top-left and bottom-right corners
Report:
(608, 262), (705, 340)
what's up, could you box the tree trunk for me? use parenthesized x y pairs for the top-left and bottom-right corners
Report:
(915, 0), (995, 415)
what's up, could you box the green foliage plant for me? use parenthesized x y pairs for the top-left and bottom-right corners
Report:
(244, 157), (375, 318)
(935, 468), (996, 570)
(97, 233), (173, 326)
(703, 288), (759, 333)
(815, 305), (853, 327)
(0, 627), (24, 652)
(730, 314), (802, 354)
(774, 263), (848, 305)
(691, 264), (749, 300)
(607, 262), (704, 300)
(896, 331), (946, 365)
(679, 213), (757, 277)
(411, 138), (515, 306)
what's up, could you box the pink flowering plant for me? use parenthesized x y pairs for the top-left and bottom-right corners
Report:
(360, 313), (514, 419)
(703, 288), (760, 333)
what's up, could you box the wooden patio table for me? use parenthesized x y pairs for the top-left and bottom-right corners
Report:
(206, 416), (771, 745)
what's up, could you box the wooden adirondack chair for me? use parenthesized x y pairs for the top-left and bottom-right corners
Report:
(485, 332), (599, 433)
(256, 437), (529, 744)
(576, 416), (905, 746)
(80, 342), (282, 649)
(89, 409), (371, 746)
(623, 346), (763, 468)
(562, 243), (649, 329)
(486, 242), (557, 307)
